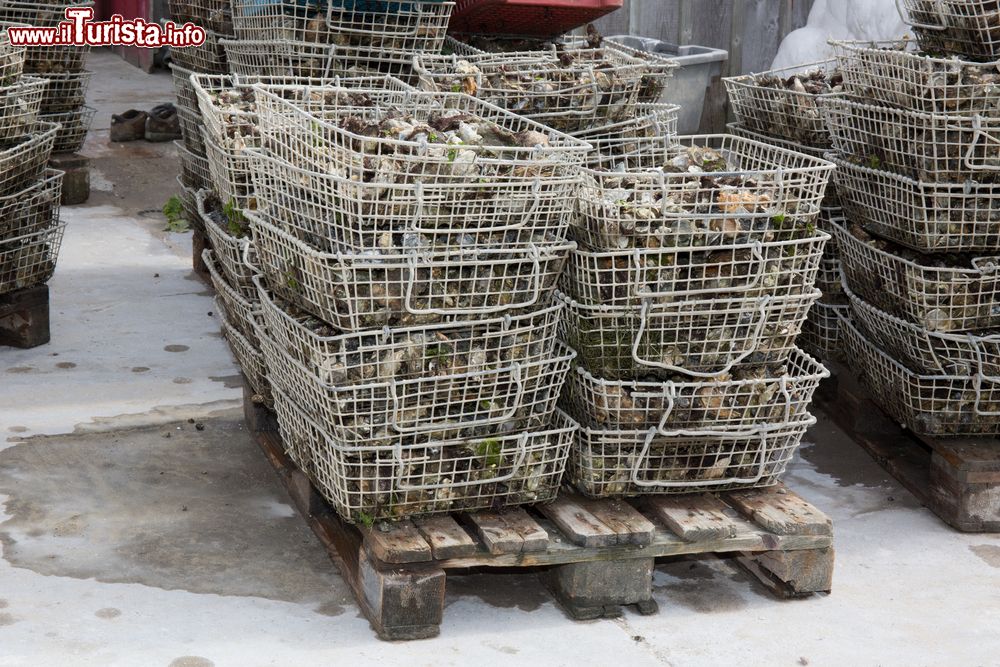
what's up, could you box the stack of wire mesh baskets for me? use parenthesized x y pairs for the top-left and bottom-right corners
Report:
(0, 24), (66, 297)
(557, 118), (833, 497)
(0, 1), (95, 158)
(724, 59), (847, 361)
(824, 23), (1000, 436)
(237, 81), (593, 523)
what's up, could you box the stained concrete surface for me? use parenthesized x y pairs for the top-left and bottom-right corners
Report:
(1, 49), (1000, 666)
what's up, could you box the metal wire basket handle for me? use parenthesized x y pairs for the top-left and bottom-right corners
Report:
(630, 240), (767, 299)
(627, 426), (769, 489)
(391, 432), (531, 492)
(970, 255), (1000, 275)
(630, 294), (772, 377)
(324, 0), (430, 38)
(240, 235), (261, 275)
(895, 0), (949, 31)
(408, 177), (544, 235)
(385, 361), (526, 434)
(402, 244), (544, 316)
(962, 115), (1000, 172)
(971, 338), (1000, 416)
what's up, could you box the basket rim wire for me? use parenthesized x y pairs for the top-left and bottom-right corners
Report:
(571, 102), (679, 170)
(220, 37), (418, 79)
(897, 0), (1000, 59)
(0, 121), (59, 195)
(41, 105), (96, 154)
(213, 294), (272, 401)
(726, 122), (828, 160)
(564, 346), (830, 433)
(195, 188), (255, 289)
(203, 247), (260, 344)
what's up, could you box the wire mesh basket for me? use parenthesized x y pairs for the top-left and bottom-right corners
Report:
(168, 0), (234, 35)
(170, 30), (229, 74)
(250, 211), (574, 331)
(263, 330), (575, 445)
(799, 300), (847, 361)
(568, 413), (815, 498)
(230, 0), (454, 54)
(42, 105), (94, 154)
(414, 47), (652, 133)
(0, 24), (25, 87)
(840, 313), (1000, 435)
(834, 217), (1000, 332)
(571, 103), (678, 171)
(724, 60), (841, 148)
(832, 39), (1000, 117)
(205, 135), (254, 212)
(898, 0), (1000, 60)
(177, 140), (212, 191)
(822, 95), (1000, 182)
(0, 121), (57, 197)
(845, 280), (1000, 376)
(573, 134), (835, 252)
(215, 296), (273, 406)
(0, 168), (63, 239)
(0, 0), (92, 26)
(177, 105), (206, 156)
(0, 75), (45, 143)
(597, 38), (677, 104)
(176, 177), (201, 231)
(0, 218), (66, 295)
(25, 43), (90, 75)
(272, 385), (577, 522)
(221, 38), (407, 79)
(204, 248), (260, 344)
(827, 150), (1000, 252)
(255, 272), (562, 386)
(556, 288), (822, 380)
(36, 71), (90, 114)
(170, 63), (200, 116)
(197, 189), (255, 291)
(815, 257), (843, 299)
(564, 347), (828, 433)
(561, 230), (829, 308)
(250, 83), (589, 252)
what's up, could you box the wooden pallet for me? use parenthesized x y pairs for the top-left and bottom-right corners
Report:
(815, 362), (1000, 532)
(0, 285), (50, 349)
(244, 388), (835, 641)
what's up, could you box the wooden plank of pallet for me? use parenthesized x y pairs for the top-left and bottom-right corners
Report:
(465, 509), (549, 555)
(536, 495), (618, 548)
(727, 485), (832, 537)
(576, 496), (656, 546)
(412, 515), (478, 560)
(360, 521), (434, 565)
(0, 285), (50, 349)
(646, 493), (741, 542)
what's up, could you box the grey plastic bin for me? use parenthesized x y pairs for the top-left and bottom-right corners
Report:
(608, 36), (728, 134)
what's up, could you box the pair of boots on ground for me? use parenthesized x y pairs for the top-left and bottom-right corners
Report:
(112, 103), (181, 142)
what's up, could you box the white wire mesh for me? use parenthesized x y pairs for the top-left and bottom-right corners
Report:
(560, 231), (829, 308)
(203, 248), (259, 345)
(556, 289), (822, 380)
(170, 29), (229, 74)
(840, 313), (1000, 435)
(845, 280), (1000, 376)
(25, 43), (90, 75)
(413, 47), (653, 133)
(0, 76), (45, 143)
(0, 24), (25, 87)
(249, 210), (575, 331)
(815, 257), (843, 300)
(205, 134), (255, 212)
(177, 105), (206, 157)
(42, 105), (94, 154)
(255, 273), (563, 386)
(196, 189), (255, 290)
(176, 178), (201, 231)
(573, 134), (835, 252)
(230, 0), (453, 54)
(827, 150), (1000, 252)
(0, 218), (66, 295)
(0, 169), (63, 239)
(563, 347), (828, 433)
(834, 217), (1000, 332)
(724, 60), (840, 148)
(250, 83), (588, 252)
(271, 385), (577, 522)
(36, 71), (90, 114)
(176, 140), (212, 191)
(571, 103), (678, 171)
(832, 39), (1000, 117)
(214, 296), (273, 405)
(898, 0), (1000, 59)
(221, 38), (408, 80)
(0, 121), (58, 197)
(568, 413), (816, 498)
(822, 95), (1000, 182)
(0, 1), (91, 25)
(171, 63), (200, 116)
(168, 0), (234, 35)
(799, 300), (847, 361)
(597, 38), (678, 104)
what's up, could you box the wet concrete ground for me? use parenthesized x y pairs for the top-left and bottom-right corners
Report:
(1, 50), (999, 666)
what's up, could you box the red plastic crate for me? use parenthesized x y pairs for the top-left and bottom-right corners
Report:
(449, 0), (623, 38)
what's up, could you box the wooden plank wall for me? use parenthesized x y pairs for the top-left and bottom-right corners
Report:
(594, 0), (816, 131)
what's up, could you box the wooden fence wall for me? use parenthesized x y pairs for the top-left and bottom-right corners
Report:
(594, 0), (816, 131)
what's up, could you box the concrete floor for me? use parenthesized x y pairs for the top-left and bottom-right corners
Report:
(1, 50), (999, 667)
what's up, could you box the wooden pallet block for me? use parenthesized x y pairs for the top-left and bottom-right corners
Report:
(192, 228), (211, 286)
(245, 388), (835, 640)
(0, 285), (50, 349)
(816, 363), (1000, 532)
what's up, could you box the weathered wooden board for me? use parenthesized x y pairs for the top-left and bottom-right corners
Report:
(412, 515), (478, 560)
(361, 521), (433, 565)
(646, 493), (741, 541)
(537, 495), (619, 548)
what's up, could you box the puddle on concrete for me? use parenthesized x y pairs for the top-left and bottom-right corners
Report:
(5, 367), (33, 374)
(797, 411), (893, 489)
(163, 345), (189, 353)
(168, 657), (215, 667)
(131, 367), (150, 373)
(0, 418), (353, 612)
(970, 544), (1000, 568)
(446, 572), (548, 612)
(0, 612), (16, 626)
(209, 375), (243, 389)
(95, 607), (121, 619)
(653, 556), (756, 613)
(55, 362), (77, 369)
(6, 427), (26, 433)
(172, 377), (192, 384)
